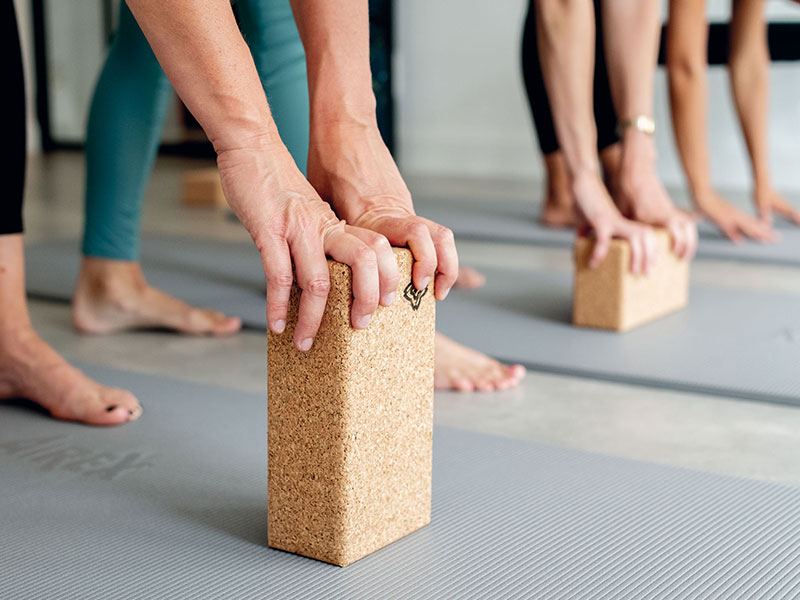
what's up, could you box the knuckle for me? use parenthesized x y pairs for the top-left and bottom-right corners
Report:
(264, 218), (289, 241)
(268, 301), (288, 315)
(370, 232), (391, 249)
(357, 292), (380, 307)
(269, 272), (294, 288)
(354, 244), (378, 266)
(433, 225), (454, 242)
(408, 221), (429, 238)
(303, 277), (330, 296)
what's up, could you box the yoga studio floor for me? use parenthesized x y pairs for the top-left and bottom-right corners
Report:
(7, 151), (800, 597)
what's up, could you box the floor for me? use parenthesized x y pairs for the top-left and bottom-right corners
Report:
(21, 151), (800, 487)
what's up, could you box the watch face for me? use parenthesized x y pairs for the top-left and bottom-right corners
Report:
(636, 116), (655, 135)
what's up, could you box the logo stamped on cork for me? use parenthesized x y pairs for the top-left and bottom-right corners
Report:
(403, 282), (428, 311)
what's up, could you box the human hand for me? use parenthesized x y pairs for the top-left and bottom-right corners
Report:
(573, 173), (657, 275)
(308, 120), (458, 300)
(695, 189), (777, 243)
(755, 186), (800, 227)
(217, 142), (398, 350)
(616, 130), (698, 260)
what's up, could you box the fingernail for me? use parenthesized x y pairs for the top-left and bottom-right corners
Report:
(354, 314), (372, 329)
(439, 287), (450, 301)
(381, 292), (395, 306)
(272, 320), (286, 334)
(106, 405), (118, 413)
(419, 277), (430, 289)
(129, 405), (143, 421)
(298, 337), (313, 351)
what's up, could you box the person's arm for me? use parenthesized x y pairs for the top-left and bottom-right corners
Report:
(125, 0), (397, 350)
(667, 0), (775, 241)
(536, 0), (656, 273)
(601, 0), (698, 259)
(728, 0), (800, 225)
(288, 0), (459, 299)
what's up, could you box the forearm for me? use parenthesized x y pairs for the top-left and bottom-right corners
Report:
(125, 0), (282, 154)
(728, 1), (770, 187)
(601, 0), (660, 119)
(666, 3), (713, 199)
(535, 0), (599, 181)
(288, 0), (376, 128)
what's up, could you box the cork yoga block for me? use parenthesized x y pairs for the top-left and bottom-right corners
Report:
(181, 168), (226, 208)
(573, 228), (690, 331)
(267, 248), (435, 567)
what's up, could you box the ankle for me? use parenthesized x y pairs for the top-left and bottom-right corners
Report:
(79, 258), (148, 298)
(0, 321), (37, 357)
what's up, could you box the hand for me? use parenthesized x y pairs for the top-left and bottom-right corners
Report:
(615, 130), (698, 260)
(308, 120), (459, 300)
(573, 173), (657, 275)
(217, 142), (398, 351)
(755, 186), (800, 227)
(695, 189), (777, 243)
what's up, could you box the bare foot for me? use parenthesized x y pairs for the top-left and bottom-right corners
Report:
(434, 333), (525, 392)
(454, 267), (486, 290)
(540, 151), (579, 228)
(0, 325), (141, 426)
(73, 258), (241, 336)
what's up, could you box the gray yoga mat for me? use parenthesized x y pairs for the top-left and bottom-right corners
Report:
(438, 266), (800, 406)
(3, 364), (800, 599)
(24, 237), (800, 404)
(415, 195), (800, 266)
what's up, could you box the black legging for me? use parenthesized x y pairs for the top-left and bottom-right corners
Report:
(521, 0), (618, 156)
(3, 0), (26, 235)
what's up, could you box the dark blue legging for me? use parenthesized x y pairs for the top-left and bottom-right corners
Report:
(82, 0), (308, 260)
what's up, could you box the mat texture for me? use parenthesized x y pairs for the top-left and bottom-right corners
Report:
(24, 237), (800, 404)
(3, 365), (800, 599)
(415, 195), (800, 266)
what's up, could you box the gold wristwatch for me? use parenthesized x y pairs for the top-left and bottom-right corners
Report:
(617, 115), (655, 136)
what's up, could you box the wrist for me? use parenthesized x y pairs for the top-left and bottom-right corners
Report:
(689, 183), (715, 207)
(209, 121), (284, 157)
(308, 59), (377, 130)
(310, 99), (378, 135)
(215, 132), (296, 177)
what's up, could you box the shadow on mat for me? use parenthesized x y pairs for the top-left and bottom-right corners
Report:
(0, 397), (53, 418)
(446, 281), (573, 326)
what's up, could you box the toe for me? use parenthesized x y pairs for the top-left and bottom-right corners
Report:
(82, 405), (133, 427)
(212, 316), (242, 336)
(454, 378), (475, 392)
(91, 389), (141, 426)
(455, 267), (487, 290)
(181, 308), (239, 336)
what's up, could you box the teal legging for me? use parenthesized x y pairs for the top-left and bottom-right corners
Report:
(83, 0), (308, 260)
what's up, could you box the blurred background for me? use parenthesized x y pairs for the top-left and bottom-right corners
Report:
(13, 0), (800, 193)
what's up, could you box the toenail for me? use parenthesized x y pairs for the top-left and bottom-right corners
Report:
(106, 405), (118, 412)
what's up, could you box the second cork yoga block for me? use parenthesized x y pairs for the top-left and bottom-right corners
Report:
(181, 168), (226, 207)
(573, 228), (690, 331)
(267, 248), (435, 567)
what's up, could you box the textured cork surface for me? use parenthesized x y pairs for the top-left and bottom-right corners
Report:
(573, 229), (690, 331)
(181, 168), (226, 207)
(267, 248), (435, 566)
